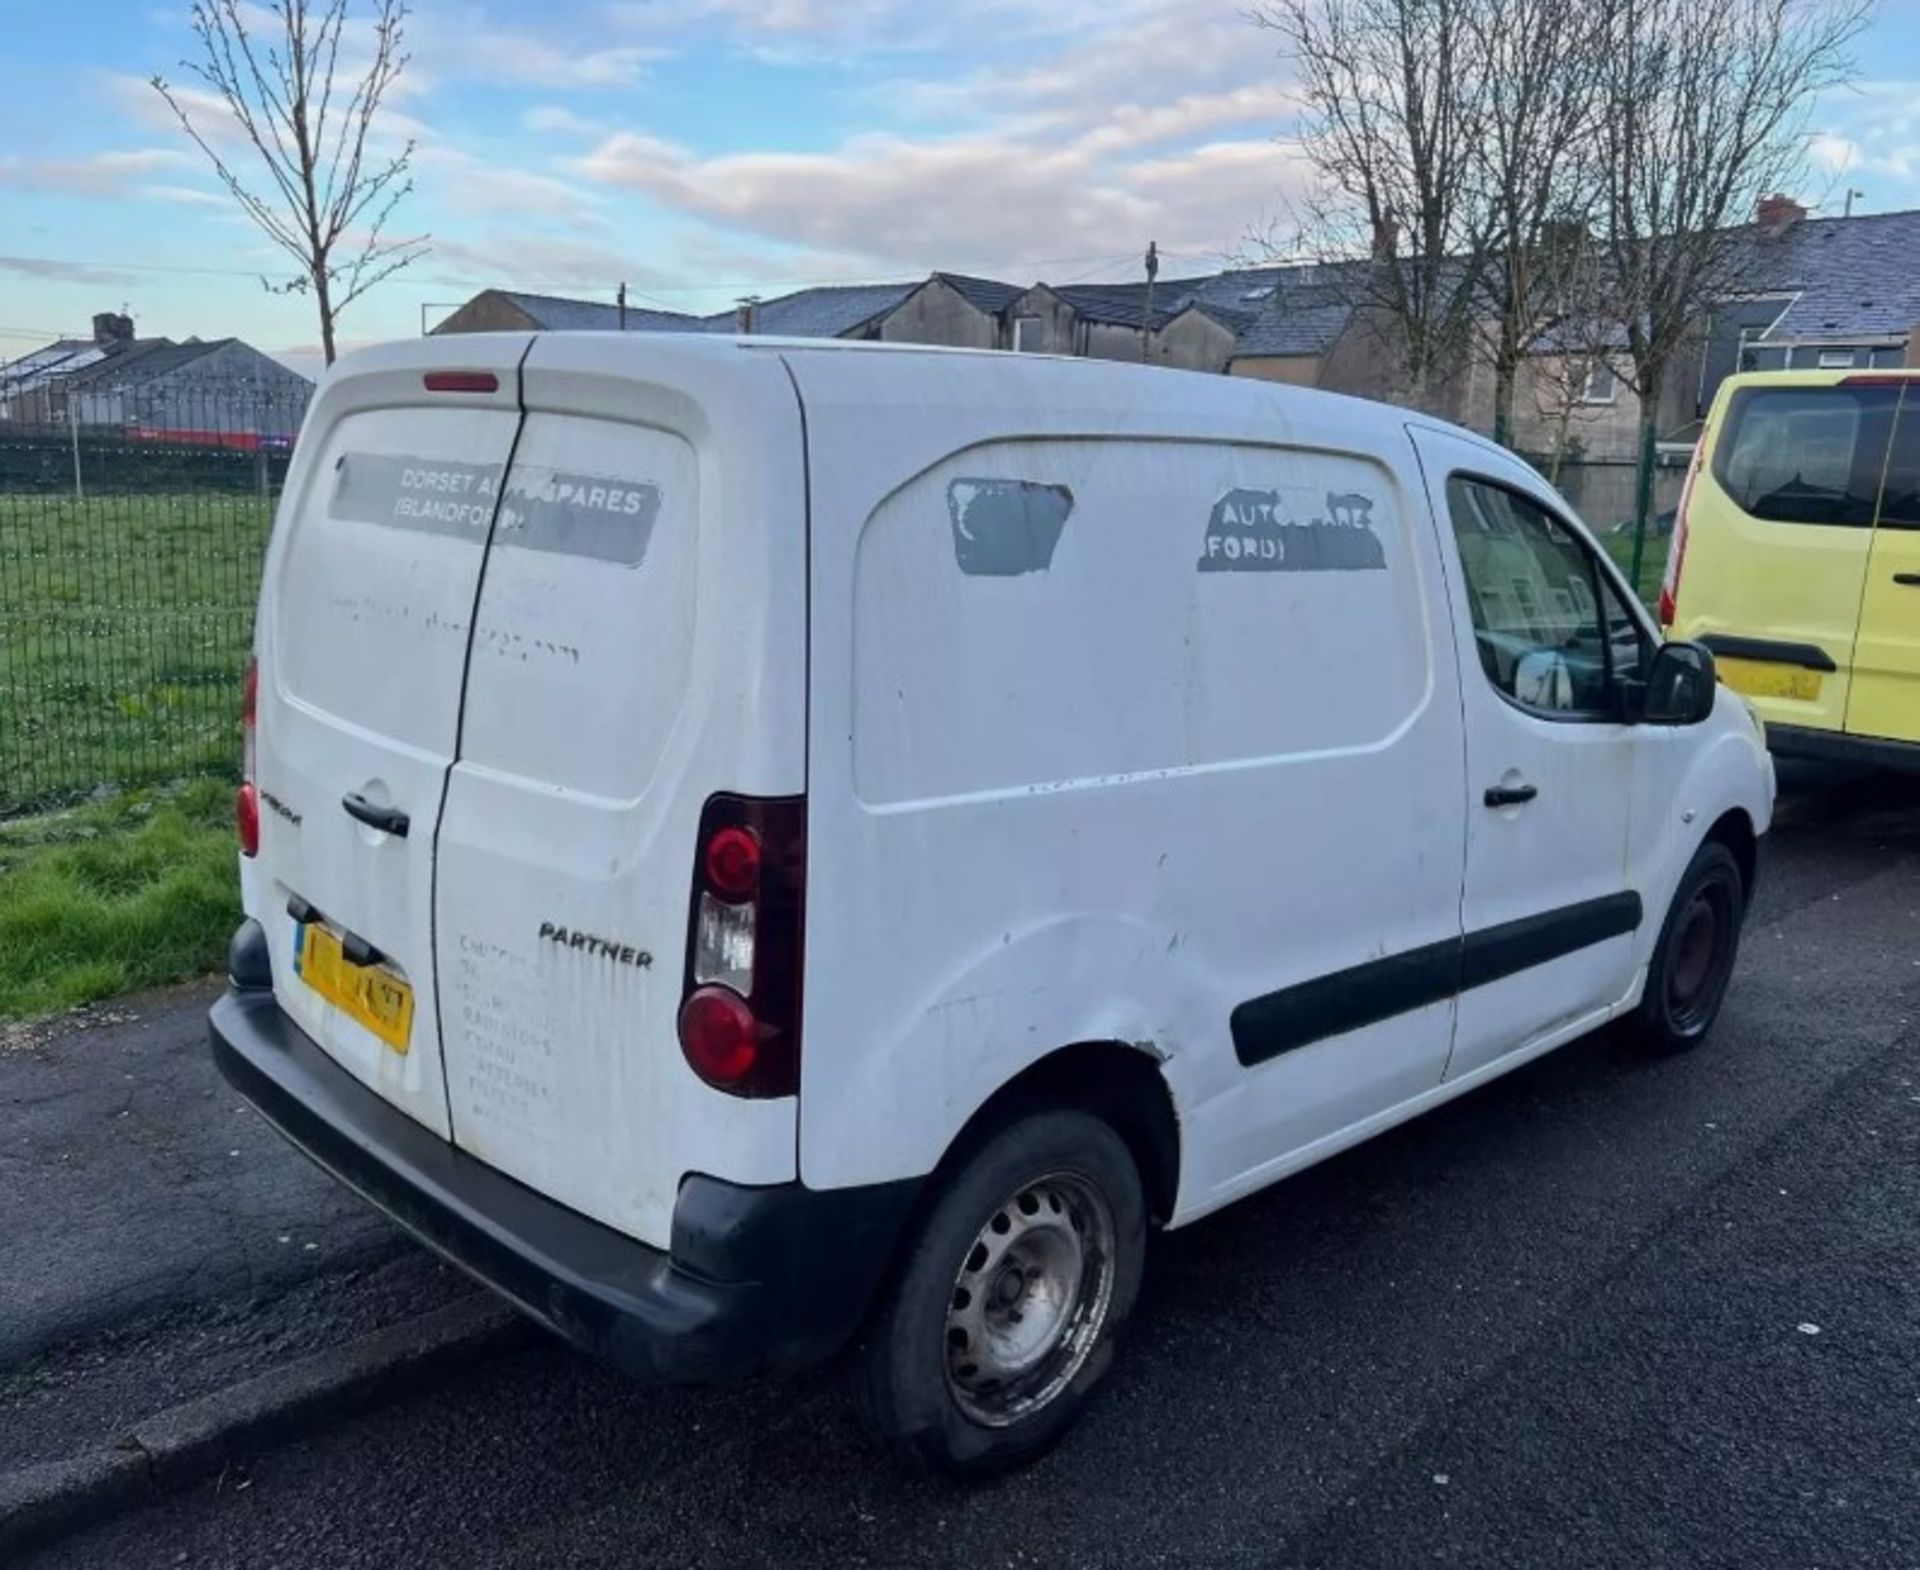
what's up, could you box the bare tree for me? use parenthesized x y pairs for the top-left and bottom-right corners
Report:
(153, 0), (427, 365)
(1594, 0), (1869, 580)
(1253, 0), (1500, 411)
(1461, 0), (1609, 449)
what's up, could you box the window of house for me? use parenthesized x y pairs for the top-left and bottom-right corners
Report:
(1712, 384), (1899, 527)
(1012, 315), (1044, 353)
(1575, 359), (1618, 404)
(1445, 476), (1627, 719)
(1817, 348), (1857, 369)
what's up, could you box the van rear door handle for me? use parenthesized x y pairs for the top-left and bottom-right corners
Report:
(1894, 573), (1920, 587)
(342, 793), (409, 838)
(1484, 783), (1539, 808)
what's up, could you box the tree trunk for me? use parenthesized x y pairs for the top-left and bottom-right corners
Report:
(315, 263), (337, 366)
(1492, 354), (1516, 451)
(1627, 388), (1659, 598)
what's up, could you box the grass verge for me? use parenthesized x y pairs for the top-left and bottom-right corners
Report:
(1600, 524), (1667, 608)
(0, 780), (239, 1019)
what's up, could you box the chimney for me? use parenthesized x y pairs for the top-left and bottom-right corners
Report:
(1370, 212), (1400, 260)
(92, 311), (133, 348)
(1757, 194), (1807, 235)
(734, 295), (759, 335)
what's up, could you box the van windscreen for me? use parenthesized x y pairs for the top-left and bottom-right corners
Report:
(1712, 384), (1898, 527)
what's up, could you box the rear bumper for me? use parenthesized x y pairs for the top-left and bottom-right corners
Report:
(209, 958), (919, 1384)
(1767, 724), (1920, 773)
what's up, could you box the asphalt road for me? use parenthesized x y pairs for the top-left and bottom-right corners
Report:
(26, 764), (1920, 1570)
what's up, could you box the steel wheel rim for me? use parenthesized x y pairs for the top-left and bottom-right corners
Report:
(943, 1170), (1117, 1429)
(1667, 878), (1733, 1032)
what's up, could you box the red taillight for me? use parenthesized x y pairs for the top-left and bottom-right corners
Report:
(1660, 438), (1705, 629)
(423, 371), (499, 394)
(703, 825), (762, 902)
(239, 655), (259, 855)
(236, 781), (260, 858)
(678, 986), (761, 1087)
(679, 795), (806, 1098)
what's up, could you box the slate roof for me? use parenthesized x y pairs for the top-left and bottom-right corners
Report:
(1742, 208), (1920, 341)
(496, 290), (710, 333)
(743, 281), (921, 338)
(58, 338), (230, 387)
(1208, 261), (1367, 359)
(447, 209), (1920, 368)
(1231, 299), (1356, 357)
(934, 273), (1025, 314)
(1054, 281), (1193, 330)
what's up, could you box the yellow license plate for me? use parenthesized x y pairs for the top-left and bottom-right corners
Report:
(1717, 657), (1822, 703)
(294, 923), (414, 1053)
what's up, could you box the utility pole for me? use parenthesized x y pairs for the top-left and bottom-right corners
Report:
(617, 282), (628, 331)
(1141, 239), (1159, 364)
(68, 400), (83, 502)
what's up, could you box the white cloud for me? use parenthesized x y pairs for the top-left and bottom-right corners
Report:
(0, 253), (141, 286)
(525, 105), (603, 135)
(413, 147), (607, 222)
(146, 184), (228, 207)
(0, 148), (192, 196)
(572, 119), (1306, 272)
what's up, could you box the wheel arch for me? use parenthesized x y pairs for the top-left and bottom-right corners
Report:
(1703, 805), (1758, 901)
(931, 1040), (1183, 1227)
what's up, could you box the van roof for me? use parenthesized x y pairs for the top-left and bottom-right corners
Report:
(1717, 367), (1920, 393)
(362, 328), (1520, 476)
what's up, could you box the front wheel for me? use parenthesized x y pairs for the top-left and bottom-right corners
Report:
(1631, 838), (1746, 1053)
(850, 1108), (1146, 1477)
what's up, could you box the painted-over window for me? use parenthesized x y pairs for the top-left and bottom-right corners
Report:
(850, 439), (1429, 804)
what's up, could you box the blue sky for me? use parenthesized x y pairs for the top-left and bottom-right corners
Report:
(3, 0), (1918, 375)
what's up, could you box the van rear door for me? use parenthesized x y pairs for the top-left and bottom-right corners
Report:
(430, 337), (807, 1248)
(253, 339), (530, 1138)
(1685, 380), (1897, 731)
(1846, 384), (1920, 744)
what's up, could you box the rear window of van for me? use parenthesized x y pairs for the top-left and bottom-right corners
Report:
(1712, 384), (1899, 527)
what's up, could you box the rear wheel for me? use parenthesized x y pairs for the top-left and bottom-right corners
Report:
(1632, 839), (1746, 1053)
(850, 1108), (1145, 1477)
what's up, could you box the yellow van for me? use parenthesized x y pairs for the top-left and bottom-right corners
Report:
(1663, 369), (1920, 767)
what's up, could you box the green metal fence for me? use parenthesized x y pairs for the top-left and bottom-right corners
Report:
(0, 377), (311, 816)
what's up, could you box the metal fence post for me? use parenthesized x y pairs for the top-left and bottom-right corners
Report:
(69, 406), (83, 501)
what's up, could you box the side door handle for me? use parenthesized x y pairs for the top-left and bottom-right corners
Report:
(1484, 783), (1539, 808)
(1894, 573), (1920, 587)
(342, 792), (410, 838)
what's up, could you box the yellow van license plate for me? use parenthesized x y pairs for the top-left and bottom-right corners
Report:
(1718, 657), (1822, 703)
(294, 923), (414, 1053)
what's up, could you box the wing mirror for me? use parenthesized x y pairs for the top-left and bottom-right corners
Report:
(1640, 641), (1718, 726)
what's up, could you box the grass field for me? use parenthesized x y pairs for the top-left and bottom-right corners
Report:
(0, 490), (270, 815)
(1601, 522), (1668, 607)
(0, 779), (238, 1017)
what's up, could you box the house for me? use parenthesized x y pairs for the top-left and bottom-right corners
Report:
(432, 289), (711, 335)
(433, 270), (1244, 372)
(430, 202), (1920, 462)
(0, 313), (313, 446)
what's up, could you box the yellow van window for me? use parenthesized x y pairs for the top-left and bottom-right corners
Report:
(1883, 395), (1920, 528)
(1713, 385), (1898, 527)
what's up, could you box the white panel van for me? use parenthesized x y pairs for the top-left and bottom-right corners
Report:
(212, 335), (1774, 1475)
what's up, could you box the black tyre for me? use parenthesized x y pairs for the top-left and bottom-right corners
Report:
(850, 1108), (1146, 1478)
(1632, 839), (1746, 1053)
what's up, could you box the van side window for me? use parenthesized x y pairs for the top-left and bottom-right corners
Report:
(1712, 385), (1899, 527)
(1445, 477), (1618, 719)
(1883, 395), (1920, 529)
